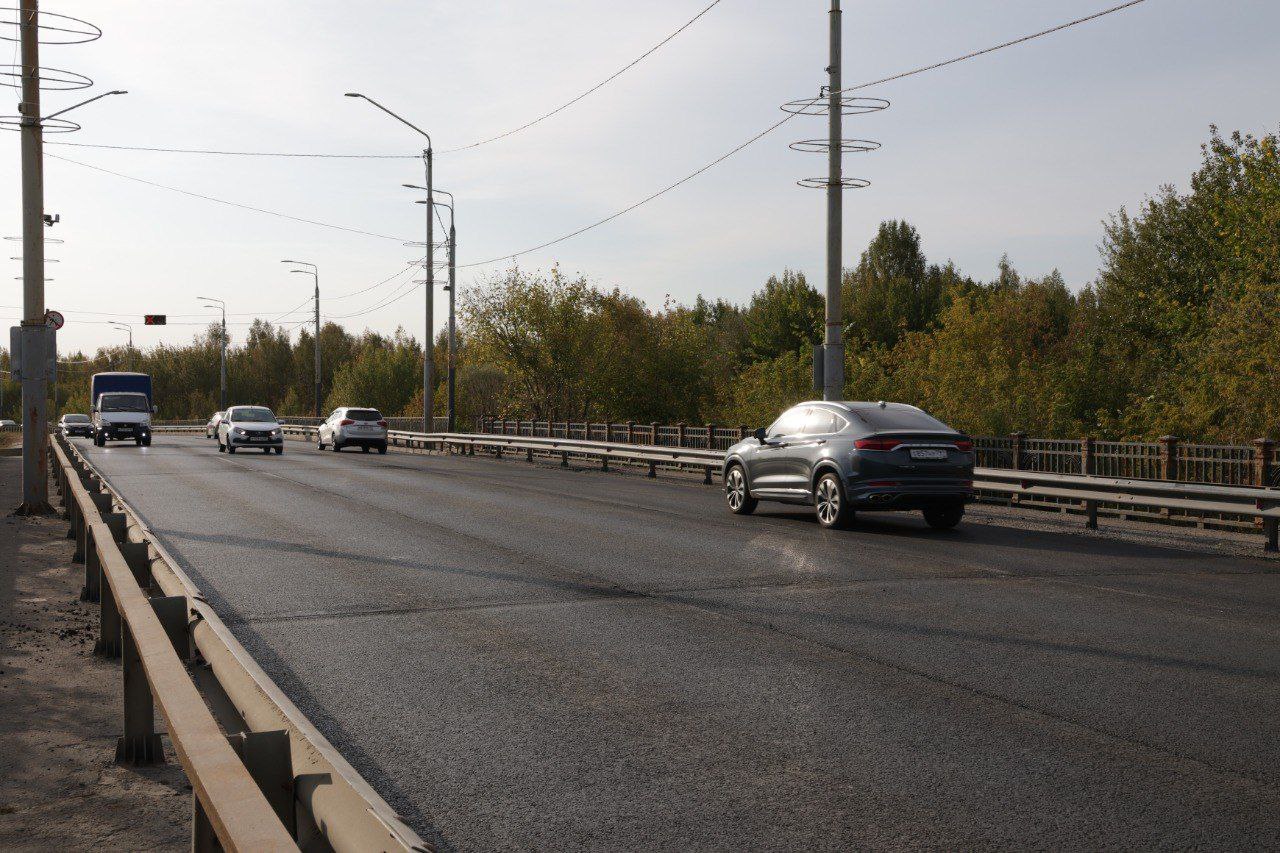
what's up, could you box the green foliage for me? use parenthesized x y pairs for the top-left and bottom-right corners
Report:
(10, 125), (1273, 444)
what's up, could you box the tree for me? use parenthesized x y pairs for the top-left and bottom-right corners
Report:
(844, 220), (947, 348)
(742, 270), (822, 361)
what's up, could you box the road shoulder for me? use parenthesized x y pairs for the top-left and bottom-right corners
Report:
(0, 458), (188, 851)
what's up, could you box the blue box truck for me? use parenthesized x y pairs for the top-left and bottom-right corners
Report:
(90, 371), (155, 447)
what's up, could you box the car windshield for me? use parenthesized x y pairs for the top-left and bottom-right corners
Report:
(63, 414), (90, 423)
(230, 407), (276, 423)
(347, 409), (383, 421)
(847, 404), (951, 432)
(100, 393), (149, 412)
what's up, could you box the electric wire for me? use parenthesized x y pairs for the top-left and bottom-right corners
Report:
(456, 0), (1149, 269)
(441, 0), (726, 153)
(45, 153), (411, 243)
(46, 141), (418, 158)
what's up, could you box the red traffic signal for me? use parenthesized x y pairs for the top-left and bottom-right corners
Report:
(143, 314), (166, 326)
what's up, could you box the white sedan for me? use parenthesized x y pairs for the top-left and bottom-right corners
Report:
(216, 406), (284, 455)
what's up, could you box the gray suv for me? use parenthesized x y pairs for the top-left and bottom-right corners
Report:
(723, 401), (974, 529)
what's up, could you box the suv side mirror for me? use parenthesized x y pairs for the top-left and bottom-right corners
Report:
(753, 427), (767, 443)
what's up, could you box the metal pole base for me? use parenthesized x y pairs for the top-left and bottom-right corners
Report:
(12, 501), (54, 516)
(115, 733), (164, 765)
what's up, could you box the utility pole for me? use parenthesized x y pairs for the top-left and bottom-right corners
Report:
(313, 272), (320, 417)
(823, 0), (843, 402)
(423, 148), (434, 432)
(17, 0), (50, 512)
(446, 211), (456, 432)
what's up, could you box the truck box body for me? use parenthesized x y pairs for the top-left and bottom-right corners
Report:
(90, 372), (152, 406)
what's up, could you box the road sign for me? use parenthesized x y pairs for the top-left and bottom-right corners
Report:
(44, 309), (64, 330)
(144, 314), (166, 326)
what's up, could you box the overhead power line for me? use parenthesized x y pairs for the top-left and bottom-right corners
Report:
(456, 0), (1149, 270)
(40, 0), (727, 160)
(442, 0), (726, 153)
(40, 0), (1148, 280)
(46, 153), (411, 242)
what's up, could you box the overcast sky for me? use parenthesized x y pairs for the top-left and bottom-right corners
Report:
(2, 0), (1277, 353)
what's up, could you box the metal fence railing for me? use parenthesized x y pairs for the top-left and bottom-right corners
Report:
(467, 418), (1279, 490)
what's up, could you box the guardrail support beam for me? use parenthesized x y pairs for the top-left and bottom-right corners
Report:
(151, 595), (191, 661)
(115, 623), (165, 765)
(1264, 517), (1278, 553)
(121, 541), (153, 591)
(228, 730), (297, 836)
(81, 522), (100, 602)
(95, 570), (121, 658)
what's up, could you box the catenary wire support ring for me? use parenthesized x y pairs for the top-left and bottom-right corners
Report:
(0, 64), (92, 90)
(780, 94), (890, 116)
(789, 138), (881, 154)
(0, 7), (101, 44)
(0, 114), (79, 132)
(797, 176), (872, 190)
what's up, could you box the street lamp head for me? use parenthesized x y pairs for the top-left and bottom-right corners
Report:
(344, 93), (364, 99)
(109, 90), (128, 96)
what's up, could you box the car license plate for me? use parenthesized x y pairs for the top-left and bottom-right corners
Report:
(249, 436), (267, 442)
(910, 448), (947, 460)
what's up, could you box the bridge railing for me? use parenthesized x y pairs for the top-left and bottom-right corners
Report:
(52, 433), (430, 852)
(467, 418), (1276, 489)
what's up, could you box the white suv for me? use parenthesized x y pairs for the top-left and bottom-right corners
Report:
(317, 407), (388, 454)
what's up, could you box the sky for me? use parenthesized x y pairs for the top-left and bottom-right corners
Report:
(2, 0), (1278, 353)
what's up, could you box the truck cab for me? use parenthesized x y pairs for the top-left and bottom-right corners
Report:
(90, 372), (155, 447)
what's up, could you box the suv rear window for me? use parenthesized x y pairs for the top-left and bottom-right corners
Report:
(848, 405), (951, 432)
(347, 409), (383, 421)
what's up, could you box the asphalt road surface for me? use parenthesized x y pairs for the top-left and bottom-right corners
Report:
(74, 434), (1280, 851)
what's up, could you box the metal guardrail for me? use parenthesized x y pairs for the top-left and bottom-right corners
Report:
(53, 434), (431, 852)
(277, 425), (1280, 553)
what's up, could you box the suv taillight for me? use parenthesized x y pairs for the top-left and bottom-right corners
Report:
(339, 418), (355, 426)
(377, 420), (387, 427)
(855, 438), (902, 451)
(954, 439), (973, 451)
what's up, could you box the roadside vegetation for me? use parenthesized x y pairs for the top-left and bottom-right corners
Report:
(2, 126), (1275, 442)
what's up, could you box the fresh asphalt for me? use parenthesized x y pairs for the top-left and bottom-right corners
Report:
(73, 434), (1280, 851)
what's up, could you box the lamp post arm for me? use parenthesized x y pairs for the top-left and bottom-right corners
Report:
(42, 90), (127, 122)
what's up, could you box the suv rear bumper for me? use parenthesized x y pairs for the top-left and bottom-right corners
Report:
(848, 479), (974, 510)
(336, 435), (387, 448)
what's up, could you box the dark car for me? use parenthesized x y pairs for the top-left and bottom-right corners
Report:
(723, 401), (974, 530)
(59, 413), (94, 437)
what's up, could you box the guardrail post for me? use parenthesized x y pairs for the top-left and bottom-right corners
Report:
(649, 422), (659, 446)
(120, 541), (152, 590)
(560, 450), (568, 468)
(706, 423), (716, 450)
(115, 623), (164, 765)
(94, 554), (120, 658)
(151, 596), (190, 661)
(627, 421), (635, 444)
(1010, 432), (1026, 471)
(677, 422), (687, 447)
(1264, 518), (1279, 553)
(601, 451), (609, 472)
(740, 425), (749, 441)
(1084, 500), (1099, 531)
(1159, 435), (1179, 481)
(192, 797), (217, 853)
(1081, 436), (1095, 476)
(527, 446), (534, 463)
(1253, 438), (1275, 487)
(227, 730), (297, 837)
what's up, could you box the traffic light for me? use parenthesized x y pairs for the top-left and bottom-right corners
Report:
(144, 314), (166, 326)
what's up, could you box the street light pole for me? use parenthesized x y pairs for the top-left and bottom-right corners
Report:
(198, 297), (227, 410)
(282, 261), (320, 416)
(109, 322), (133, 369)
(346, 93), (435, 432)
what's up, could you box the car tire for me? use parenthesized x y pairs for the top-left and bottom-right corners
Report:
(923, 504), (964, 530)
(377, 443), (387, 455)
(317, 439), (325, 450)
(274, 446), (283, 456)
(262, 447), (271, 454)
(724, 464), (757, 515)
(332, 441), (342, 452)
(814, 472), (854, 529)
(227, 445), (237, 454)
(217, 439), (225, 453)
(361, 445), (370, 453)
